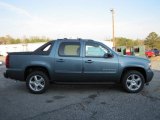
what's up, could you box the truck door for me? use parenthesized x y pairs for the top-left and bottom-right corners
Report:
(83, 41), (119, 82)
(54, 41), (82, 82)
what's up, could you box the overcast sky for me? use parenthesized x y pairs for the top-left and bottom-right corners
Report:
(0, 0), (160, 40)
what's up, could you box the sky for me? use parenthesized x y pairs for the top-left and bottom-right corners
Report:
(0, 0), (160, 40)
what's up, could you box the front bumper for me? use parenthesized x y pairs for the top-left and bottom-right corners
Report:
(146, 68), (154, 83)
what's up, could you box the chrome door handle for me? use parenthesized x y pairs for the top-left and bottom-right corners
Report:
(85, 60), (93, 63)
(56, 59), (64, 62)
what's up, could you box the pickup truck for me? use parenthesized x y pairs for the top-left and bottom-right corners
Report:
(4, 39), (154, 94)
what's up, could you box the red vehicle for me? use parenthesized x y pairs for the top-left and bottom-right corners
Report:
(126, 51), (131, 55)
(126, 49), (132, 56)
(145, 50), (155, 57)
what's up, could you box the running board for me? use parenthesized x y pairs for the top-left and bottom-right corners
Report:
(54, 82), (116, 85)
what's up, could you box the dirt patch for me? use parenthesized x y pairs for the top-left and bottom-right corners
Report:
(150, 56), (160, 61)
(0, 56), (5, 62)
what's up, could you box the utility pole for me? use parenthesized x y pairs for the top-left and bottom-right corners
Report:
(110, 9), (115, 48)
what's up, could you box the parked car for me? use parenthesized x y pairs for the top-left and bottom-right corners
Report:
(4, 39), (154, 94)
(145, 50), (155, 57)
(152, 48), (159, 56)
(126, 51), (131, 55)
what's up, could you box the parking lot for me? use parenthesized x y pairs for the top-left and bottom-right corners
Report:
(0, 57), (160, 120)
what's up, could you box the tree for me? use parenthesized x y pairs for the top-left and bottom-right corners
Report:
(0, 37), (6, 44)
(0, 35), (50, 44)
(116, 37), (134, 47)
(133, 39), (144, 46)
(144, 32), (159, 49)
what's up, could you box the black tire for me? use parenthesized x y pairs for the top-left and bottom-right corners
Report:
(122, 70), (145, 93)
(26, 71), (49, 94)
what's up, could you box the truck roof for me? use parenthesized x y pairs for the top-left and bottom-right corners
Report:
(55, 38), (95, 42)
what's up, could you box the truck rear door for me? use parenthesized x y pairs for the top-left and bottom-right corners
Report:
(54, 40), (82, 82)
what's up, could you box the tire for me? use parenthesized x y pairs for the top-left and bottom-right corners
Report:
(26, 71), (49, 94)
(122, 70), (145, 93)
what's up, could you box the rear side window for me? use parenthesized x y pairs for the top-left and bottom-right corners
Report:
(34, 42), (53, 55)
(58, 42), (80, 57)
(43, 44), (51, 51)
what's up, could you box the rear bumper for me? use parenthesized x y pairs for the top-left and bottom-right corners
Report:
(4, 69), (25, 81)
(146, 68), (154, 83)
(4, 72), (8, 78)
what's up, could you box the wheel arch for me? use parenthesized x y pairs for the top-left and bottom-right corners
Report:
(120, 67), (147, 83)
(24, 66), (51, 81)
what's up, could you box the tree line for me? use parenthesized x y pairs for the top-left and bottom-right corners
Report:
(114, 32), (160, 49)
(0, 35), (50, 44)
(0, 32), (160, 49)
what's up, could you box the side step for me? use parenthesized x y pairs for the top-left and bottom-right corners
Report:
(54, 82), (116, 85)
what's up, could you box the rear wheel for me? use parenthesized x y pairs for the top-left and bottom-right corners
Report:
(122, 70), (145, 93)
(26, 71), (49, 94)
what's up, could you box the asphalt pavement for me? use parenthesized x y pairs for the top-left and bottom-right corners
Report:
(0, 61), (160, 120)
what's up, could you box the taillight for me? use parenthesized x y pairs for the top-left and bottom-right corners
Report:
(5, 54), (9, 68)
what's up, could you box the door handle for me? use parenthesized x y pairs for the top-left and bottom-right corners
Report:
(85, 60), (93, 63)
(56, 59), (64, 62)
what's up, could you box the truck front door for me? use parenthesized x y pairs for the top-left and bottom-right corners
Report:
(83, 41), (119, 82)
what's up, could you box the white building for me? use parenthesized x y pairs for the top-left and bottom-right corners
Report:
(0, 40), (113, 56)
(0, 42), (45, 56)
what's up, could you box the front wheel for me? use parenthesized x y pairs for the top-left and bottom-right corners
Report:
(26, 71), (49, 94)
(122, 70), (145, 93)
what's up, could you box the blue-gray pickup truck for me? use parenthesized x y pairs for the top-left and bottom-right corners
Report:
(4, 39), (154, 94)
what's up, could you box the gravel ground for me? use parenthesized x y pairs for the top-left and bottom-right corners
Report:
(0, 58), (160, 120)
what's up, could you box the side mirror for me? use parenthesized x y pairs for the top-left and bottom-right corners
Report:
(104, 53), (113, 58)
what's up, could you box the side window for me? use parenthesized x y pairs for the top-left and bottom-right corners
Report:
(34, 42), (53, 55)
(85, 42), (108, 57)
(43, 44), (51, 51)
(58, 42), (80, 57)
